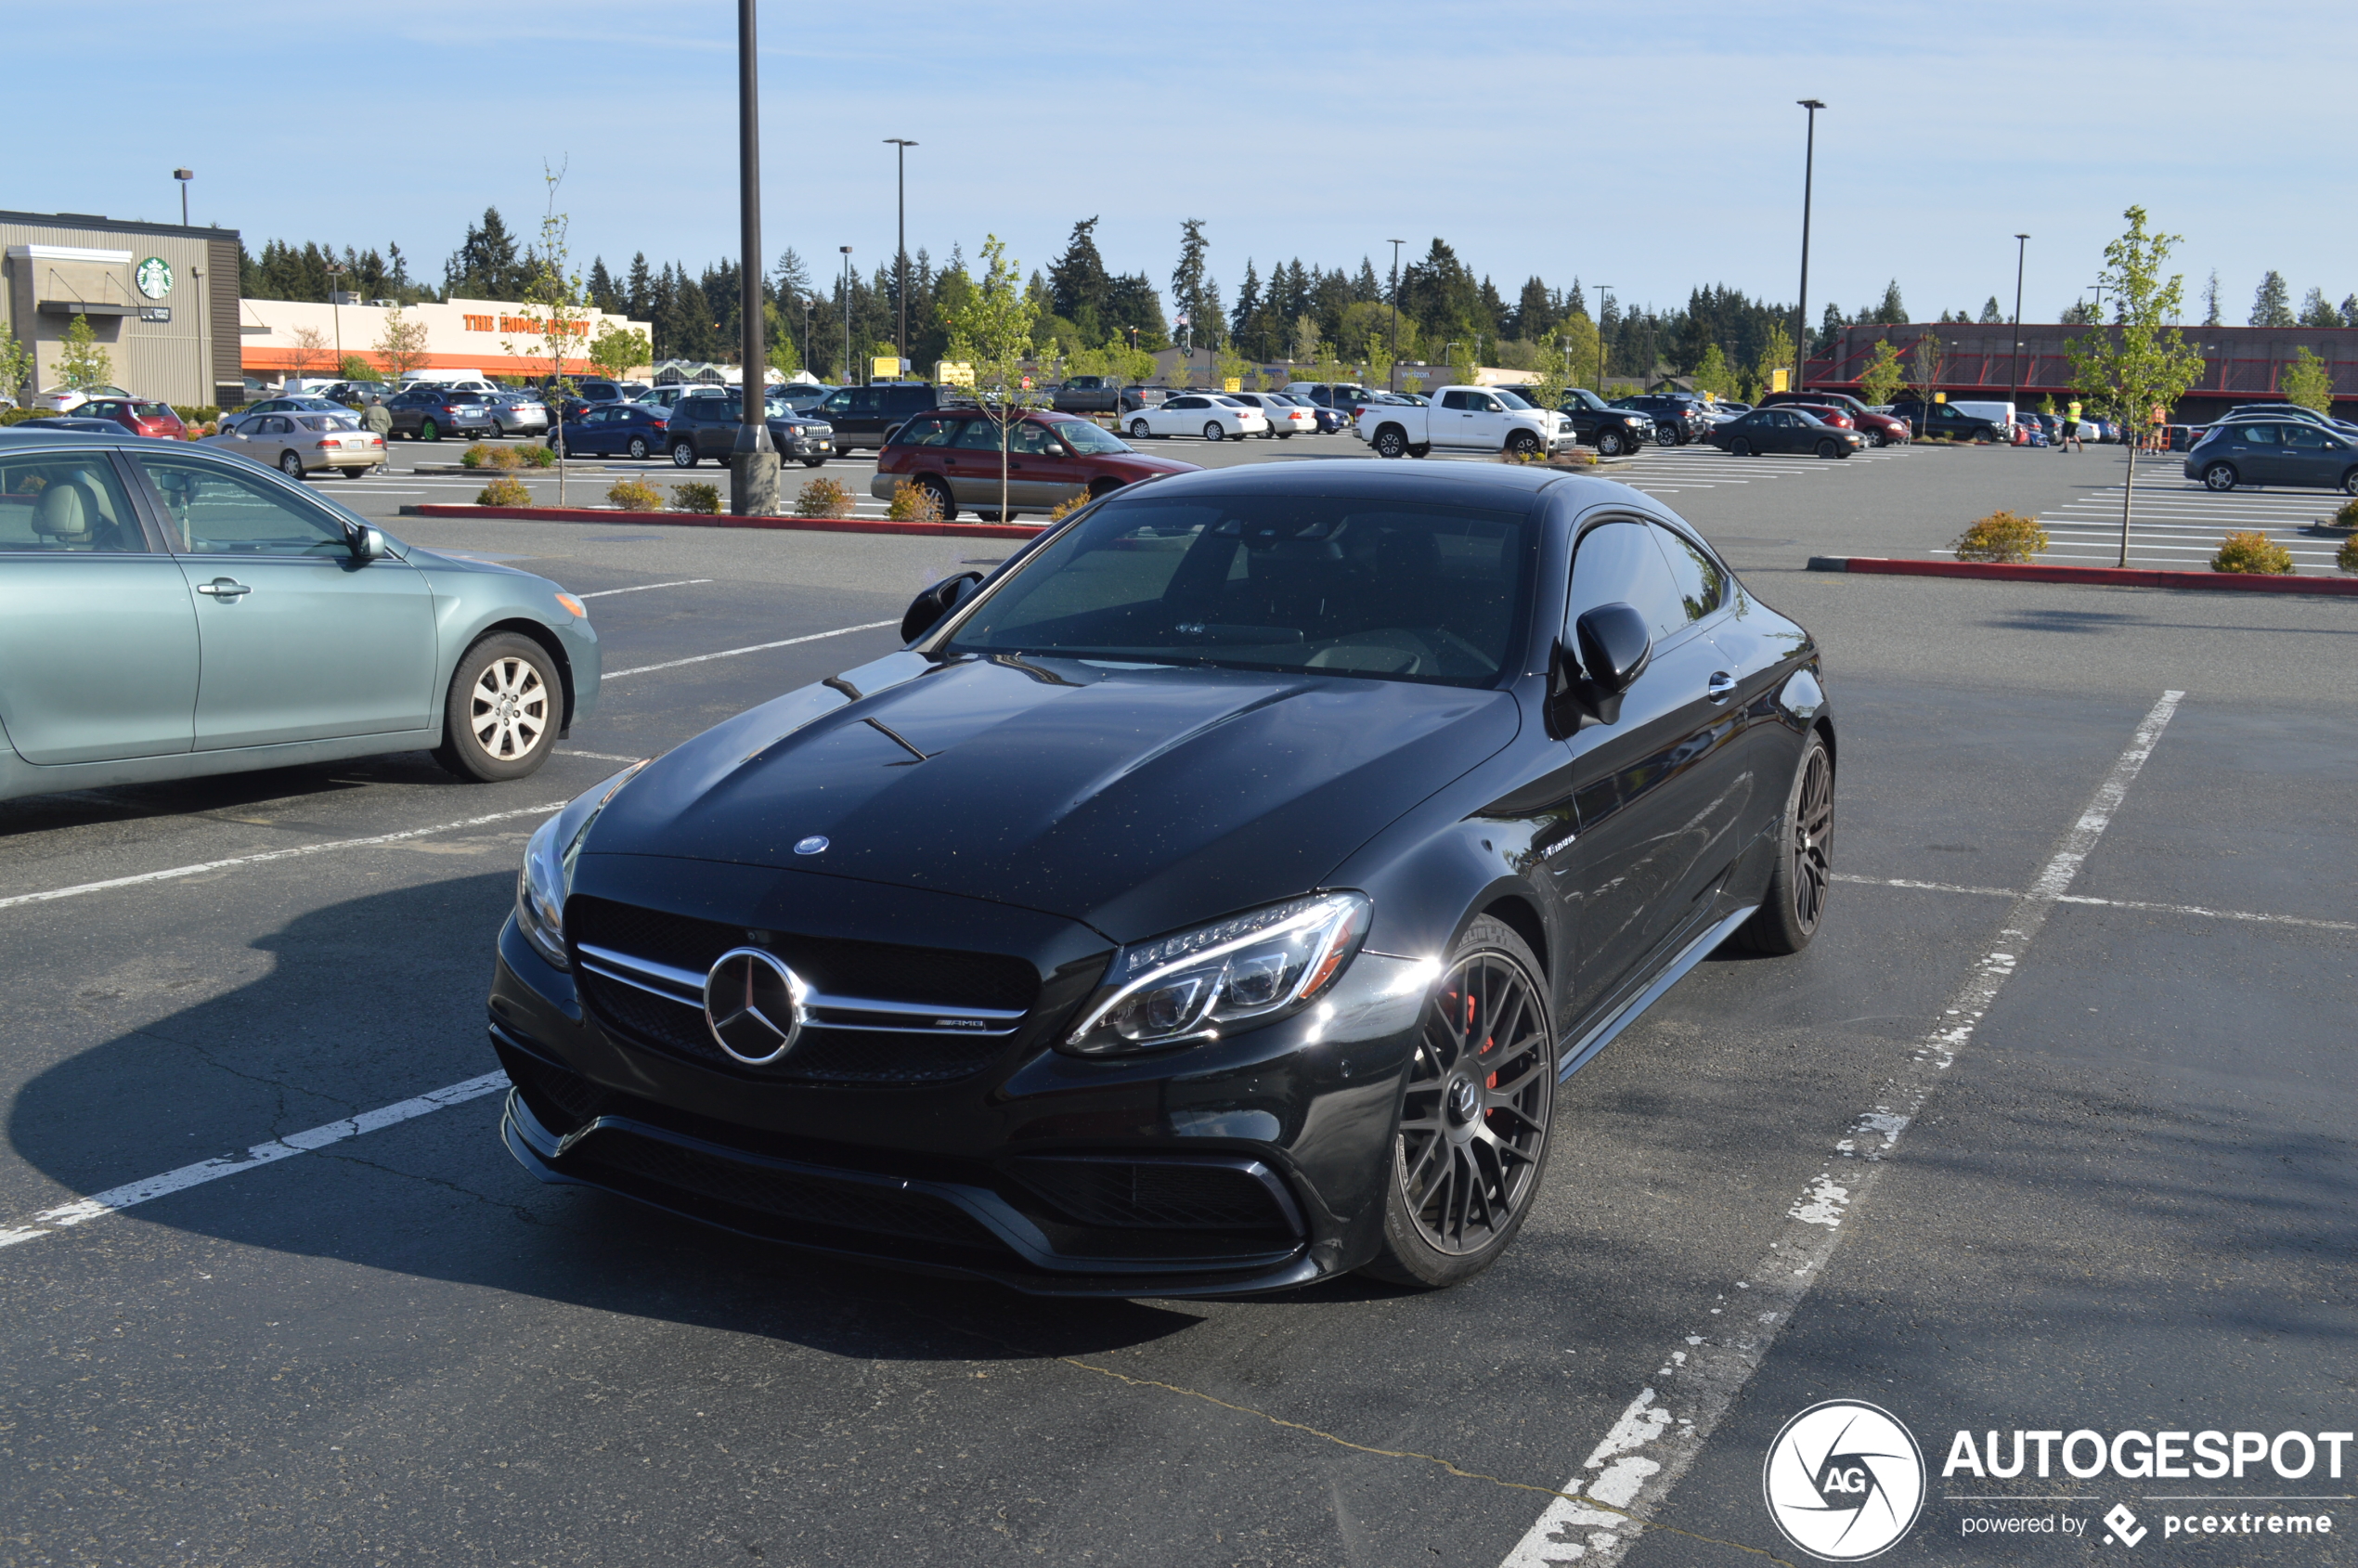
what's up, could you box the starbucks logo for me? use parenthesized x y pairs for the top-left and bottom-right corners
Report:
(136, 258), (174, 300)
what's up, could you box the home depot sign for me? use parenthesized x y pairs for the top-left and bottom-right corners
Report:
(461, 313), (590, 337)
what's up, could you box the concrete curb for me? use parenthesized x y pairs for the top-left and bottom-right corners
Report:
(398, 504), (1045, 539)
(1805, 555), (2358, 596)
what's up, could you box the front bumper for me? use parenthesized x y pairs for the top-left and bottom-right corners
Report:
(483, 869), (1430, 1296)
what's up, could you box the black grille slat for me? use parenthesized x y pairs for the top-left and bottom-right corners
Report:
(566, 896), (1038, 1085)
(1008, 1159), (1291, 1233)
(577, 1131), (1002, 1249)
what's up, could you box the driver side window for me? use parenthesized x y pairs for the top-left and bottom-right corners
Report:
(1568, 520), (1689, 644)
(132, 455), (351, 556)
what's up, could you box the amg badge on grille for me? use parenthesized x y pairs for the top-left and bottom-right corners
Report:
(702, 947), (810, 1065)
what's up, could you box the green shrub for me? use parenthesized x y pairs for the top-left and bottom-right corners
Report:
(607, 478), (663, 512)
(1044, 494), (1087, 523)
(172, 405), (219, 426)
(1951, 510), (2050, 564)
(475, 477), (532, 507)
(2332, 498), (2358, 531)
(886, 478), (944, 522)
(517, 443), (556, 468)
(670, 481), (721, 515)
(2339, 532), (2358, 574)
(460, 443), (495, 469)
(1, 407), (57, 426)
(2211, 530), (2293, 574)
(795, 476), (856, 518)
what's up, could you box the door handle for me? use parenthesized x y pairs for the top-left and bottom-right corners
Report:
(196, 578), (252, 600)
(1706, 671), (1737, 703)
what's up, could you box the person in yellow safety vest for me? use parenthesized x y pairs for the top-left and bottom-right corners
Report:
(2062, 397), (2083, 453)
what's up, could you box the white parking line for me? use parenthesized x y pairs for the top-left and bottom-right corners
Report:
(1501, 690), (2184, 1568)
(556, 749), (648, 764)
(578, 577), (714, 599)
(603, 618), (899, 679)
(1832, 872), (2355, 933)
(0, 800), (567, 914)
(0, 1071), (512, 1250)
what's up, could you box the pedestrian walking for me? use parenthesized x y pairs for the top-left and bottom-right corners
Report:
(362, 397), (393, 441)
(2062, 397), (2083, 453)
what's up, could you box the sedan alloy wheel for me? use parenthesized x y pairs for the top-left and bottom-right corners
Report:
(1368, 917), (1554, 1287)
(1203, 421), (1226, 443)
(671, 441), (698, 467)
(1129, 419), (1152, 438)
(627, 435), (650, 460)
(436, 632), (558, 783)
(2204, 463), (2239, 491)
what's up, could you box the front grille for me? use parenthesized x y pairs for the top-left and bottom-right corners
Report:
(568, 895), (1038, 1085)
(575, 1128), (1003, 1251)
(1007, 1158), (1296, 1234)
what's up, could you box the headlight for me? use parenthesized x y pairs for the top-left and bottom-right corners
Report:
(1063, 892), (1371, 1056)
(514, 760), (650, 968)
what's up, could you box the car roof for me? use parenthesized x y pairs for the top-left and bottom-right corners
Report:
(1139, 454), (1570, 507)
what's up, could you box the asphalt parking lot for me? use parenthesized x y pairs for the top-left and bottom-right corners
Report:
(4, 438), (2351, 1566)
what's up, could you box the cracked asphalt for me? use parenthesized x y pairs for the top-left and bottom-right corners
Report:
(2, 445), (2351, 1566)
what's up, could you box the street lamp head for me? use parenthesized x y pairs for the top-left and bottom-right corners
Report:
(1797, 98), (1825, 110)
(173, 168), (193, 182)
(2015, 232), (2030, 241)
(883, 137), (917, 148)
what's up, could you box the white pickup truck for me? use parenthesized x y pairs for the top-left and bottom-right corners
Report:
(1358, 385), (1575, 460)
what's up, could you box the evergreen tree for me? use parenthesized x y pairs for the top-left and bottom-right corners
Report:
(1979, 296), (2003, 323)
(445, 207), (524, 299)
(1047, 216), (1113, 343)
(1872, 279), (1907, 325)
(2248, 270), (2294, 327)
(625, 253), (654, 319)
(1103, 273), (1170, 351)
(2201, 270), (2222, 327)
(1513, 277), (1555, 341)
(1171, 218), (1215, 349)
(587, 256), (620, 314)
(1353, 258), (1381, 303)
(1229, 261), (1263, 351)
(2297, 286), (2341, 329)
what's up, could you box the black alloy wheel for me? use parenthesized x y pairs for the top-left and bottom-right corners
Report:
(421, 419), (440, 442)
(1598, 429), (1626, 457)
(2204, 463), (2238, 491)
(671, 441), (698, 467)
(1730, 438), (1751, 458)
(626, 435), (649, 460)
(1737, 730), (1833, 954)
(1367, 916), (1555, 1288)
(1372, 426), (1408, 460)
(278, 449), (304, 479)
(1815, 438), (1839, 460)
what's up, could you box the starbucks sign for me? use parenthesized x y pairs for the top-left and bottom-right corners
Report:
(135, 257), (174, 300)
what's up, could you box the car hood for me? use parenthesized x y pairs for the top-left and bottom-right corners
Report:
(587, 653), (1521, 942)
(1108, 451), (1202, 476)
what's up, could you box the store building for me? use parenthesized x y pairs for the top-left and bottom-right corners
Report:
(239, 296), (653, 387)
(1, 209), (242, 408)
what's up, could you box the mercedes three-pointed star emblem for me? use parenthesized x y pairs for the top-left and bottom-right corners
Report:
(702, 946), (810, 1065)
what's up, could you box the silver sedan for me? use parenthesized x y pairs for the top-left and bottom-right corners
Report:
(485, 392), (551, 437)
(202, 412), (386, 480)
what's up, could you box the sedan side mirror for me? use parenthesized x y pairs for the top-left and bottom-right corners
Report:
(1548, 603), (1652, 733)
(349, 525), (387, 562)
(900, 570), (983, 643)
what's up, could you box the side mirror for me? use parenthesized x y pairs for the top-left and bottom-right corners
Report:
(900, 570), (983, 643)
(1548, 603), (1652, 734)
(349, 525), (387, 562)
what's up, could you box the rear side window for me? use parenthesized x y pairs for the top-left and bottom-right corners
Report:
(1650, 525), (1728, 624)
(0, 454), (150, 553)
(893, 417), (957, 447)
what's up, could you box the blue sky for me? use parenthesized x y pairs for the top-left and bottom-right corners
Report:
(19, 1), (2352, 326)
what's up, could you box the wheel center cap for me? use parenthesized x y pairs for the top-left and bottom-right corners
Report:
(1446, 1077), (1481, 1126)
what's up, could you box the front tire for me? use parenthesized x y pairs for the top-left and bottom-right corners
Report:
(1372, 425), (1408, 460)
(278, 450), (304, 479)
(1730, 438), (1751, 458)
(1506, 431), (1540, 459)
(434, 632), (560, 783)
(1129, 418), (1151, 438)
(1735, 729), (1833, 955)
(1204, 421), (1226, 442)
(2203, 463), (2238, 491)
(1597, 429), (1626, 457)
(671, 441), (698, 467)
(1815, 438), (1839, 460)
(626, 435), (649, 460)
(1363, 916), (1555, 1289)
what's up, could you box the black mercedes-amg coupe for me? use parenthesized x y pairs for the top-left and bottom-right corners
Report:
(486, 459), (1833, 1296)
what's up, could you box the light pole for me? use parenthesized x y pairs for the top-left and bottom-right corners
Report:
(730, 0), (779, 515)
(883, 138), (916, 371)
(1596, 287), (1613, 385)
(1386, 238), (1405, 391)
(325, 262), (347, 365)
(173, 168), (193, 227)
(2008, 232), (2029, 425)
(838, 246), (853, 385)
(1793, 98), (1825, 395)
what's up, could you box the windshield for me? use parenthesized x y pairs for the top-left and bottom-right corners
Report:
(1051, 420), (1131, 455)
(942, 493), (1534, 686)
(1493, 390), (1535, 410)
(1563, 390), (1608, 411)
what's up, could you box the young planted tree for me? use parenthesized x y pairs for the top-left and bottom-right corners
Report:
(587, 319), (653, 384)
(504, 162), (591, 503)
(942, 234), (1043, 522)
(284, 326), (330, 382)
(1212, 343), (1247, 391)
(0, 334), (34, 406)
(1856, 340), (1905, 408)
(2064, 206), (2208, 565)
(372, 303), (433, 387)
(1690, 342), (1734, 400)
(1905, 331), (1948, 433)
(57, 314), (113, 389)
(1559, 311), (1601, 391)
(2280, 346), (2333, 413)
(1749, 324), (1795, 403)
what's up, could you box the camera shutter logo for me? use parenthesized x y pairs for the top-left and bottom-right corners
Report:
(703, 947), (809, 1065)
(136, 258), (174, 300)
(1762, 1400), (1927, 1562)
